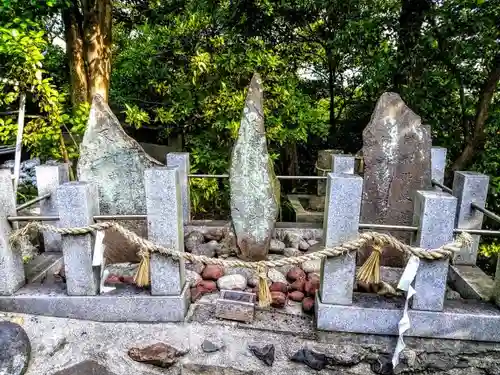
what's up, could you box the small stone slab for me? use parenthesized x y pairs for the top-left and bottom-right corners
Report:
(215, 290), (256, 323)
(0, 321), (30, 375)
(77, 95), (162, 263)
(128, 342), (187, 368)
(230, 73), (280, 261)
(201, 339), (224, 353)
(360, 92), (432, 267)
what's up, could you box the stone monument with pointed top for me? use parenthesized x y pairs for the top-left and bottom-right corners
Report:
(229, 73), (280, 261)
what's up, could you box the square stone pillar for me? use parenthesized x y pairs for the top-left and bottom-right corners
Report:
(319, 173), (362, 305)
(411, 191), (456, 311)
(0, 169), (25, 295)
(431, 147), (447, 191)
(57, 181), (100, 296)
(331, 155), (355, 174)
(166, 152), (190, 224)
(145, 167), (186, 296)
(452, 171), (489, 265)
(35, 164), (69, 251)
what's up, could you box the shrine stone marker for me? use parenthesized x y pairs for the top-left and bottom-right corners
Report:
(78, 95), (163, 263)
(230, 73), (280, 261)
(360, 92), (431, 267)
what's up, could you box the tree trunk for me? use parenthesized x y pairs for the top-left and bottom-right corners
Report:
(393, 0), (432, 91)
(62, 3), (88, 106)
(83, 0), (112, 102)
(451, 53), (500, 171)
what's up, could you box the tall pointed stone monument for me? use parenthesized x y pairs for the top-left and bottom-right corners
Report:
(360, 92), (432, 267)
(230, 74), (280, 261)
(78, 95), (163, 263)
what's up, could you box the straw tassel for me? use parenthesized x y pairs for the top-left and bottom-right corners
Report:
(356, 245), (381, 285)
(134, 251), (151, 287)
(257, 265), (272, 308)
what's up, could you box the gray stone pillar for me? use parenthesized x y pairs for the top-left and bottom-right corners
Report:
(452, 171), (489, 265)
(411, 190), (456, 311)
(166, 152), (191, 224)
(493, 255), (500, 308)
(319, 173), (362, 305)
(331, 155), (355, 174)
(0, 169), (25, 295)
(57, 181), (99, 296)
(145, 167), (186, 296)
(431, 147), (447, 190)
(35, 164), (69, 252)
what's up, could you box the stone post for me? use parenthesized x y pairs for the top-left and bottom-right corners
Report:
(411, 190), (456, 311)
(452, 171), (489, 265)
(56, 181), (99, 296)
(145, 167), (186, 296)
(331, 155), (355, 174)
(166, 152), (191, 224)
(319, 173), (362, 305)
(0, 169), (25, 295)
(431, 147), (447, 191)
(493, 256), (500, 308)
(35, 164), (69, 252)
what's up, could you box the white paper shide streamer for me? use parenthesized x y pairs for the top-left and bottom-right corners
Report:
(392, 255), (420, 368)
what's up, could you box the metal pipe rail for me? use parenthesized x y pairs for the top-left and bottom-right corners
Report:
(5, 214), (500, 237)
(189, 174), (328, 180)
(16, 193), (51, 211)
(431, 179), (453, 194)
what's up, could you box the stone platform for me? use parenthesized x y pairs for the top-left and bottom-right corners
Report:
(2, 296), (500, 375)
(0, 283), (190, 322)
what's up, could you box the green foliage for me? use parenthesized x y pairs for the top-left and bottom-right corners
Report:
(0, 14), (86, 165)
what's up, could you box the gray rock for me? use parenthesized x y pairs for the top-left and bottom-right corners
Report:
(306, 243), (324, 253)
(446, 287), (462, 300)
(0, 321), (30, 375)
(269, 239), (286, 254)
(298, 240), (310, 251)
(217, 275), (247, 290)
(77, 95), (162, 263)
(267, 269), (287, 284)
(201, 340), (224, 353)
(186, 261), (205, 275)
(284, 232), (301, 249)
(186, 270), (202, 287)
(225, 267), (255, 282)
(302, 260), (321, 274)
(284, 248), (302, 257)
(360, 92), (431, 267)
(185, 231), (206, 252)
(307, 240), (319, 247)
(230, 73), (280, 261)
(52, 360), (117, 375)
(192, 242), (219, 258)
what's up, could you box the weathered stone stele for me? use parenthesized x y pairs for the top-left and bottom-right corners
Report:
(360, 92), (431, 267)
(230, 73), (280, 261)
(77, 95), (163, 263)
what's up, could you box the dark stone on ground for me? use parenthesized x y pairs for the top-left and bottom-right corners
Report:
(270, 291), (286, 308)
(201, 340), (223, 353)
(360, 92), (431, 267)
(371, 355), (394, 375)
(290, 348), (326, 371)
(248, 344), (275, 366)
(128, 342), (187, 368)
(230, 73), (280, 261)
(0, 321), (31, 375)
(52, 360), (117, 375)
